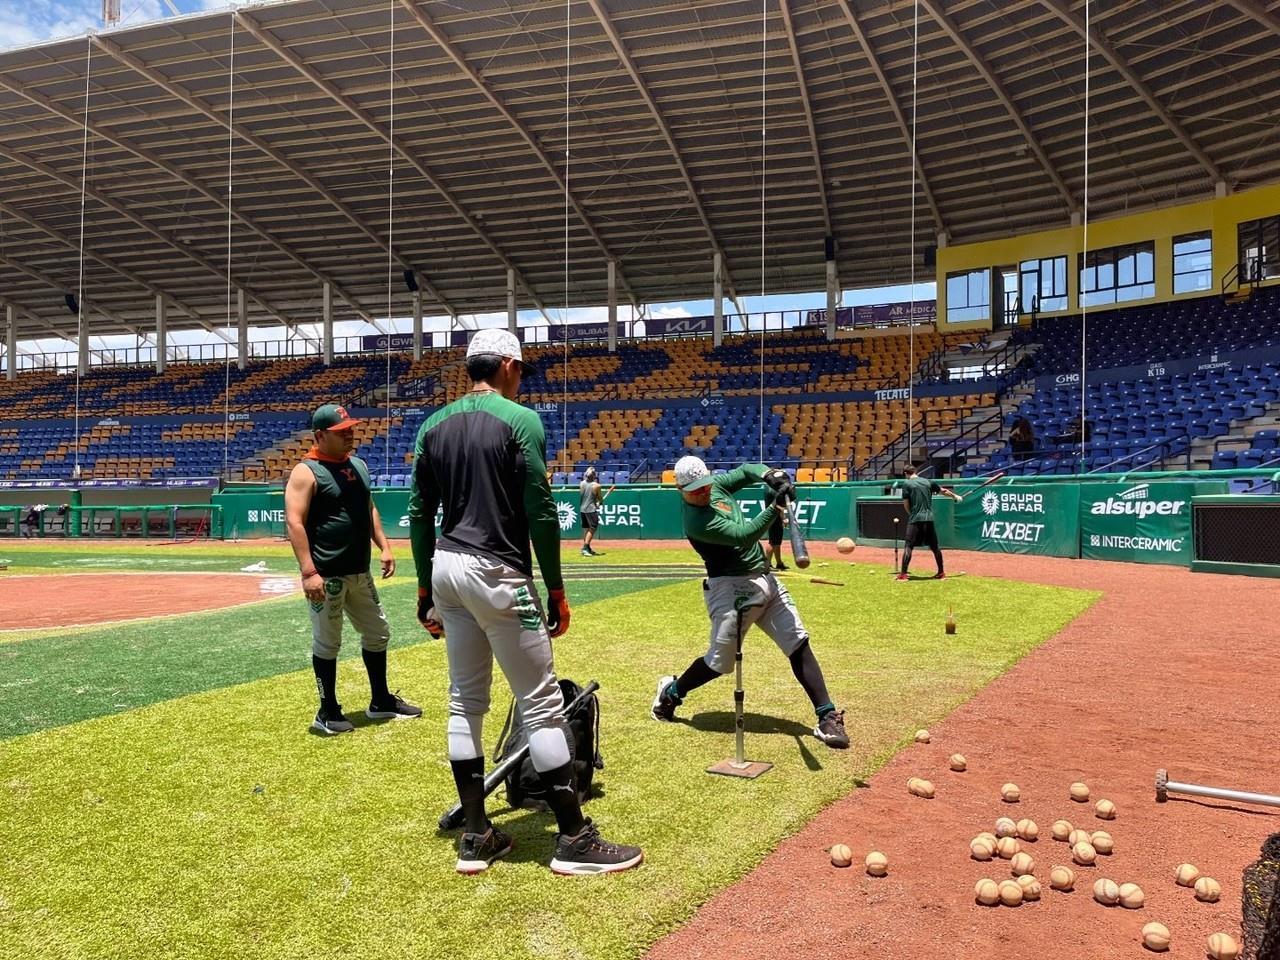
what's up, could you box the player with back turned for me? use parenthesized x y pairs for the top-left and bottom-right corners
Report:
(650, 456), (849, 749)
(409, 329), (642, 877)
(896, 463), (964, 581)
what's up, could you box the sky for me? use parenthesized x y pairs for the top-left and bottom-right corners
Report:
(3, 1), (936, 360)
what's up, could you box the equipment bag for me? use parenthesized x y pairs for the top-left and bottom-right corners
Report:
(493, 678), (603, 810)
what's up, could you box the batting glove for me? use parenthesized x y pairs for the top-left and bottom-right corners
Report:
(763, 468), (796, 502)
(417, 587), (443, 639)
(545, 587), (571, 639)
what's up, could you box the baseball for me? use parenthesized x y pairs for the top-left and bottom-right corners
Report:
(1195, 877), (1222, 903)
(998, 880), (1024, 907)
(907, 777), (924, 795)
(1049, 865), (1076, 891)
(1175, 863), (1201, 887)
(970, 838), (995, 861)
(1072, 841), (1097, 866)
(996, 837), (1021, 859)
(1010, 852), (1035, 877)
(1207, 933), (1241, 960)
(1093, 878), (1120, 905)
(1001, 782), (1021, 803)
(1070, 781), (1090, 802)
(1051, 820), (1073, 842)
(975, 878), (1000, 906)
(914, 779), (935, 799)
(914, 729), (931, 743)
(976, 831), (997, 847)
(830, 843), (853, 867)
(1119, 882), (1145, 909)
(1016, 819), (1039, 842)
(865, 851), (888, 877)
(949, 753), (967, 772)
(1068, 828), (1092, 847)
(1017, 875), (1042, 901)
(1090, 832), (1114, 855)
(836, 537), (856, 554)
(994, 817), (1018, 839)
(1095, 799), (1117, 820)
(1142, 921), (1172, 952)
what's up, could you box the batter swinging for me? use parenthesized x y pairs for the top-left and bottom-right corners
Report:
(651, 456), (850, 749)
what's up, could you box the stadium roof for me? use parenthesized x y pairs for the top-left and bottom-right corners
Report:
(0, 0), (1277, 343)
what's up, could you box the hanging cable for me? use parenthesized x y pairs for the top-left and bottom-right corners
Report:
(223, 13), (235, 482)
(1081, 0), (1091, 471)
(385, 0), (395, 482)
(757, 0), (767, 464)
(562, 0), (570, 474)
(907, 0), (920, 464)
(74, 36), (91, 480)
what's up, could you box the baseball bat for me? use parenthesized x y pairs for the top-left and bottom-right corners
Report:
(970, 470), (1006, 491)
(438, 680), (600, 831)
(785, 500), (810, 569)
(893, 517), (900, 571)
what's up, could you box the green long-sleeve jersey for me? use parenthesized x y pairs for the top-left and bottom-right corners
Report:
(408, 390), (563, 594)
(682, 463), (779, 578)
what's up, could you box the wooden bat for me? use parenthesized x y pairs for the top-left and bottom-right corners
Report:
(970, 470), (1006, 491)
(601, 484), (616, 500)
(785, 500), (811, 569)
(810, 577), (844, 587)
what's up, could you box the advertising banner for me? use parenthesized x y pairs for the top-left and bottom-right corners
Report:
(645, 315), (714, 337)
(950, 483), (1080, 557)
(805, 301), (937, 327)
(1079, 480), (1226, 566)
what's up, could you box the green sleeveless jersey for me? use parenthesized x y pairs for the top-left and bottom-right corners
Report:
(302, 455), (372, 577)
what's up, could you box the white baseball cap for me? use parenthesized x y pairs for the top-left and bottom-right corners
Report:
(466, 328), (535, 376)
(674, 455), (714, 491)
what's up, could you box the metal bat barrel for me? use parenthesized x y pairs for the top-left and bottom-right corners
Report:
(786, 500), (810, 569)
(438, 680), (601, 831)
(1155, 768), (1280, 809)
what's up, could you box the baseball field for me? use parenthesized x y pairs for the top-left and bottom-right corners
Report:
(4, 540), (1273, 960)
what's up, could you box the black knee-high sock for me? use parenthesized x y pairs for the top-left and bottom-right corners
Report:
(901, 542), (915, 574)
(361, 648), (390, 703)
(671, 657), (721, 700)
(538, 761), (586, 837)
(312, 655), (338, 712)
(450, 757), (489, 835)
(930, 545), (945, 574)
(789, 641), (834, 716)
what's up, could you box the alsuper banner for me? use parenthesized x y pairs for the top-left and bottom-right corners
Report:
(1078, 480), (1227, 566)
(950, 483), (1080, 557)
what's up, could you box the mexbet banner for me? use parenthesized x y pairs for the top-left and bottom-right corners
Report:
(951, 484), (1080, 557)
(1079, 480), (1226, 566)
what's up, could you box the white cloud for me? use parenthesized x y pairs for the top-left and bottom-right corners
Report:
(0, 0), (221, 51)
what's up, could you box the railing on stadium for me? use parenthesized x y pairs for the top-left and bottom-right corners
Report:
(11, 309), (935, 375)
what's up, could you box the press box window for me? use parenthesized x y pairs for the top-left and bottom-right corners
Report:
(945, 268), (990, 323)
(1173, 232), (1212, 294)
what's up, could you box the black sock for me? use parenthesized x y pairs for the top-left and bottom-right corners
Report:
(312, 655), (338, 712)
(672, 657), (721, 700)
(901, 544), (914, 573)
(361, 648), (390, 703)
(931, 546), (945, 574)
(538, 760), (586, 837)
(450, 757), (489, 835)
(788, 641), (832, 712)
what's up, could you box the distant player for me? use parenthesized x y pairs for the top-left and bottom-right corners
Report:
(650, 457), (849, 749)
(762, 508), (787, 571)
(579, 467), (603, 556)
(284, 403), (421, 735)
(896, 464), (964, 581)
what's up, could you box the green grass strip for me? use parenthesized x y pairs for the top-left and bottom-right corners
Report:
(0, 564), (1096, 960)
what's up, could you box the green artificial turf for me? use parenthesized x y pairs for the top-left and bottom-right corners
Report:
(0, 551), (1098, 960)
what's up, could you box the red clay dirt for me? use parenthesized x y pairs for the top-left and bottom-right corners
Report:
(1, 572), (297, 630)
(643, 543), (1277, 960)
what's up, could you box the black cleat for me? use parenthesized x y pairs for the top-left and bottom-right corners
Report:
(456, 825), (513, 875)
(814, 709), (850, 749)
(775, 561), (788, 571)
(651, 675), (680, 722)
(366, 691), (423, 720)
(311, 705), (354, 736)
(549, 818), (643, 876)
